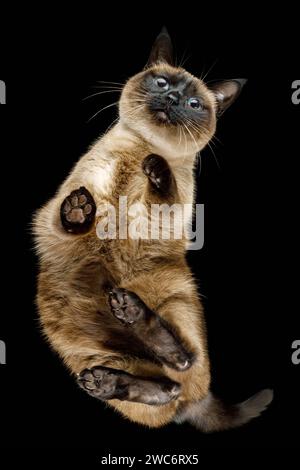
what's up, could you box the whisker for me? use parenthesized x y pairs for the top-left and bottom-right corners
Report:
(103, 104), (145, 134)
(96, 80), (125, 86)
(182, 121), (199, 153)
(83, 90), (121, 101)
(178, 125), (182, 148)
(200, 58), (219, 83)
(177, 120), (189, 166)
(207, 141), (221, 170)
(178, 47), (191, 68)
(196, 152), (202, 177)
(179, 117), (221, 172)
(187, 119), (221, 170)
(87, 101), (119, 123)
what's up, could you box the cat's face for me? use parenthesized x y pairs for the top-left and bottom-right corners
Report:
(120, 63), (217, 156)
(119, 28), (246, 160)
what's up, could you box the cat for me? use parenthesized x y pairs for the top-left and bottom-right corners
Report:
(33, 28), (273, 431)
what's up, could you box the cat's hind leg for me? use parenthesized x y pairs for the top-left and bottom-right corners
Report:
(78, 365), (181, 405)
(60, 186), (96, 234)
(109, 288), (194, 372)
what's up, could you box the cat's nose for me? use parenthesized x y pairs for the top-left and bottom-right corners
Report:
(166, 91), (180, 106)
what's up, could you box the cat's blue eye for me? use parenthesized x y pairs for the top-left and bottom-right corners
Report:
(154, 77), (169, 90)
(187, 97), (202, 109)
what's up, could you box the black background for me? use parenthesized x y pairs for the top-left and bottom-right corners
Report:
(0, 7), (299, 456)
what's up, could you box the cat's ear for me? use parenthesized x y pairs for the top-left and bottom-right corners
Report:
(209, 79), (247, 117)
(147, 27), (174, 66)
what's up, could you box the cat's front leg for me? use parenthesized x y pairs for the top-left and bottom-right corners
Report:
(142, 154), (176, 197)
(60, 186), (96, 234)
(78, 365), (181, 405)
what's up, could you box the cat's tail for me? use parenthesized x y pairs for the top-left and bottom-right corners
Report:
(174, 389), (273, 433)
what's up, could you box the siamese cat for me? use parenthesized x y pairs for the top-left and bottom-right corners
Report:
(34, 28), (273, 431)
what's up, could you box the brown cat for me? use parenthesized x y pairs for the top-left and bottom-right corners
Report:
(33, 28), (273, 431)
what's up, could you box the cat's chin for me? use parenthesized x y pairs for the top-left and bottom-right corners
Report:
(152, 109), (179, 127)
(155, 110), (170, 124)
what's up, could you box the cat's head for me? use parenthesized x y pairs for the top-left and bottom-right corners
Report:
(119, 28), (246, 160)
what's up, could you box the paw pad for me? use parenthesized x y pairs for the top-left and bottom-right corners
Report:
(60, 186), (96, 234)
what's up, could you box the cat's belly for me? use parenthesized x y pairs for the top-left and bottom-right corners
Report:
(100, 240), (185, 280)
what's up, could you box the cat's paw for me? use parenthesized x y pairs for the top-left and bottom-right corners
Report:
(142, 154), (173, 194)
(60, 186), (96, 234)
(158, 344), (193, 372)
(78, 365), (181, 405)
(78, 366), (122, 400)
(109, 288), (145, 325)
